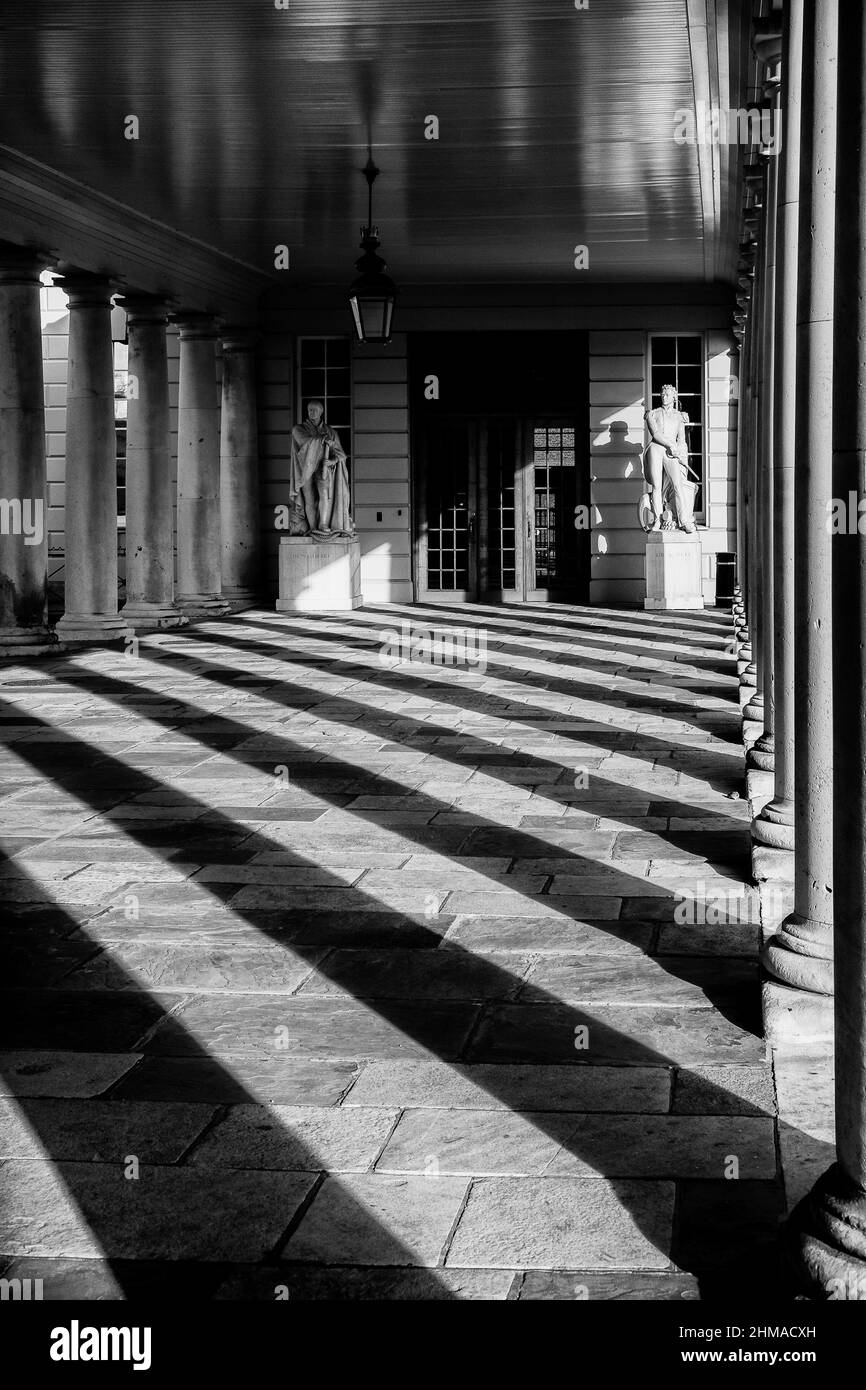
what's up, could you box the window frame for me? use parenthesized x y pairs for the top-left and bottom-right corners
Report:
(295, 335), (353, 480)
(645, 332), (707, 524)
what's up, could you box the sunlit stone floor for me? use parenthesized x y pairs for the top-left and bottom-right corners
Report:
(0, 602), (787, 1299)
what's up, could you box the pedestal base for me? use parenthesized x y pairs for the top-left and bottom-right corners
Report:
(121, 601), (189, 631)
(55, 612), (133, 644)
(0, 626), (63, 658)
(176, 594), (231, 619)
(644, 531), (704, 611)
(277, 536), (362, 613)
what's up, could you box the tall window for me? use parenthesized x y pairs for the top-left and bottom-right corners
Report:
(297, 337), (351, 462)
(648, 334), (705, 518)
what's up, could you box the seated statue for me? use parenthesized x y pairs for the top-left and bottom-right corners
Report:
(288, 399), (355, 540)
(643, 384), (697, 534)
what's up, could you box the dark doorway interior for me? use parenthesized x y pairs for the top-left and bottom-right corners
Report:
(410, 332), (590, 603)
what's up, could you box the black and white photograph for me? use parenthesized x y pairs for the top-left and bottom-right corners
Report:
(0, 0), (861, 1358)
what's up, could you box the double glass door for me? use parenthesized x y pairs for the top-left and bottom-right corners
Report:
(416, 416), (587, 603)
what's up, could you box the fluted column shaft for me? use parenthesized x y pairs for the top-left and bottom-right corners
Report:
(55, 275), (131, 644)
(0, 247), (56, 654)
(120, 297), (186, 630)
(220, 329), (261, 603)
(175, 316), (229, 615)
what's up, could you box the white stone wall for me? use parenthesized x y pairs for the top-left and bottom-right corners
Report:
(351, 335), (412, 604)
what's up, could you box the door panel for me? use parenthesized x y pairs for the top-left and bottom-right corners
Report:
(416, 418), (478, 601)
(523, 421), (586, 601)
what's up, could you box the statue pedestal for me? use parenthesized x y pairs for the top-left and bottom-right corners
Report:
(644, 531), (704, 611)
(277, 536), (362, 613)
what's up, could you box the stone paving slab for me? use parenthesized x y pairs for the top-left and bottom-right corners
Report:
(467, 1004), (766, 1065)
(445, 1177), (675, 1270)
(145, 997), (481, 1060)
(0, 1051), (140, 1098)
(298, 949), (533, 1001)
(188, 1104), (398, 1171)
(517, 1270), (700, 1299)
(0, 1159), (315, 1261)
(0, 1097), (215, 1163)
(283, 1173), (470, 1267)
(344, 1060), (672, 1113)
(442, 916), (651, 953)
(111, 1055), (360, 1105)
(213, 1264), (516, 1300)
(59, 942), (321, 994)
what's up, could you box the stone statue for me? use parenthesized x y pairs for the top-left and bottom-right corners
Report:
(642, 384), (697, 534)
(288, 400), (355, 539)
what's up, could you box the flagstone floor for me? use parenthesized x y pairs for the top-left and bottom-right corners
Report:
(0, 602), (791, 1300)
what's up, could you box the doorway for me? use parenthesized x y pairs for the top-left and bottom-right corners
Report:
(410, 332), (590, 604)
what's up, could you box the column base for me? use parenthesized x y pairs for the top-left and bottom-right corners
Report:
(220, 589), (262, 613)
(55, 612), (133, 645)
(176, 594), (231, 618)
(752, 797), (795, 850)
(746, 730), (775, 771)
(761, 910), (834, 996)
(782, 1163), (866, 1300)
(0, 626), (63, 658)
(743, 692), (765, 722)
(121, 601), (189, 631)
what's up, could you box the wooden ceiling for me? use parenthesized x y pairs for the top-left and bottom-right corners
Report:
(0, 1), (755, 292)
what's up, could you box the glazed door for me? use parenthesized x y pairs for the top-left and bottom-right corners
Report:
(520, 420), (586, 601)
(416, 418), (480, 602)
(415, 415), (587, 602)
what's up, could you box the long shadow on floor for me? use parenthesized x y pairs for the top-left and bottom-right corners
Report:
(150, 624), (750, 843)
(0, 683), (792, 1296)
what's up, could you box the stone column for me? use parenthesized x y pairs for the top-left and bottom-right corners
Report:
(742, 190), (765, 690)
(119, 296), (186, 630)
(219, 328), (261, 604)
(746, 145), (780, 763)
(55, 274), (132, 644)
(0, 245), (57, 656)
(762, 0), (836, 998)
(754, 0), (803, 853)
(174, 315), (229, 615)
(785, 0), (866, 1298)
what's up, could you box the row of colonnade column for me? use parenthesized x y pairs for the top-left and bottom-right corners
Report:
(738, 0), (866, 1296)
(0, 255), (261, 652)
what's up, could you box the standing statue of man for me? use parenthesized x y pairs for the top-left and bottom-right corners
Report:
(643, 384), (697, 533)
(289, 399), (355, 539)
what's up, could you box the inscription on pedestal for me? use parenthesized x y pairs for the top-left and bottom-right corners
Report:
(277, 536), (362, 613)
(644, 532), (704, 611)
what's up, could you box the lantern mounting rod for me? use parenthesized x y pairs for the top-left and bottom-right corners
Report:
(362, 157), (379, 235)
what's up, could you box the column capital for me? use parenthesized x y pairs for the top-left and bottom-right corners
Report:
(172, 311), (222, 340)
(58, 271), (116, 308)
(119, 293), (175, 326)
(0, 241), (55, 286)
(219, 326), (262, 354)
